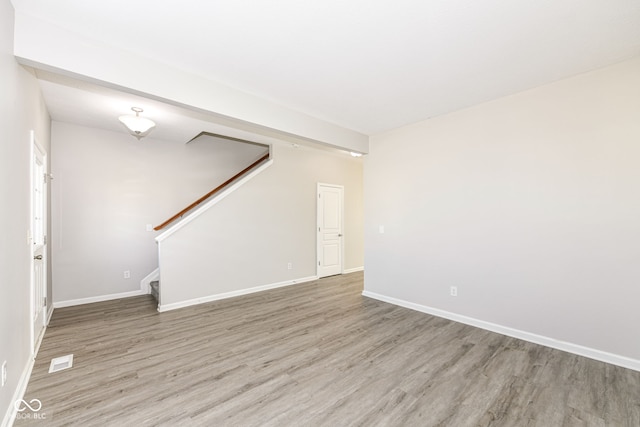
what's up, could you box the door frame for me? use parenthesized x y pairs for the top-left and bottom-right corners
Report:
(30, 130), (48, 355)
(316, 183), (345, 278)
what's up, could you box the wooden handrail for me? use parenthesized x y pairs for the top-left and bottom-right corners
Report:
(154, 153), (270, 231)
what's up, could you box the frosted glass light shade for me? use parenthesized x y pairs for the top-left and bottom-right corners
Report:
(118, 108), (156, 140)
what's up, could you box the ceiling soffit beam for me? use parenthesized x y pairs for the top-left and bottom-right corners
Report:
(13, 11), (369, 154)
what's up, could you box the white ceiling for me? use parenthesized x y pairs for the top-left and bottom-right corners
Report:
(33, 71), (269, 145)
(12, 0), (640, 136)
(35, 71), (350, 151)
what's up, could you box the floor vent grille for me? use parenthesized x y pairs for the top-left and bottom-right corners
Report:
(49, 354), (74, 373)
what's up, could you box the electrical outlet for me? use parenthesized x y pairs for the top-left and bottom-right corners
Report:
(124, 270), (131, 279)
(1, 361), (7, 387)
(287, 262), (293, 270)
(450, 286), (458, 297)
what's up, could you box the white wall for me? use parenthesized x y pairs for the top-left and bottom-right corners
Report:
(0, 1), (51, 424)
(159, 143), (363, 308)
(51, 123), (267, 304)
(364, 58), (640, 366)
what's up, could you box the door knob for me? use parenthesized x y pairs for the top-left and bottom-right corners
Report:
(338, 234), (343, 237)
(34, 255), (42, 260)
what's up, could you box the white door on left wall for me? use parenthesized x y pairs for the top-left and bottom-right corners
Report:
(31, 134), (47, 352)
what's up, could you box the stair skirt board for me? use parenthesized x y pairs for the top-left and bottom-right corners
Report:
(158, 275), (318, 312)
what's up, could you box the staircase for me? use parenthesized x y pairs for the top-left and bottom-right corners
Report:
(153, 152), (270, 231)
(150, 280), (159, 302)
(145, 134), (273, 311)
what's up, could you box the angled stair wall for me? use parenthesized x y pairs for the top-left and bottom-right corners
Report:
(153, 143), (364, 312)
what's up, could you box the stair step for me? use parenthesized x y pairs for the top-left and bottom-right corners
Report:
(150, 280), (159, 302)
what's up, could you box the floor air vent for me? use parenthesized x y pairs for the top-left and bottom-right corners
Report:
(49, 354), (74, 373)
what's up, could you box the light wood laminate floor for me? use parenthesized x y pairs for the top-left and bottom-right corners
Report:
(16, 272), (640, 426)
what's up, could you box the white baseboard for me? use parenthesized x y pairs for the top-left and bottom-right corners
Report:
(140, 268), (160, 294)
(158, 275), (318, 312)
(53, 289), (147, 308)
(2, 303), (51, 427)
(343, 266), (364, 274)
(46, 306), (54, 326)
(1, 323), (46, 427)
(362, 290), (640, 373)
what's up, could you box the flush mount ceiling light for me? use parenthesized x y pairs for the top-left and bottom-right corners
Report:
(118, 107), (156, 140)
(350, 152), (363, 157)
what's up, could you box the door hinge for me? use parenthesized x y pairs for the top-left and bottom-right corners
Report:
(43, 297), (47, 307)
(318, 261), (321, 266)
(44, 235), (47, 245)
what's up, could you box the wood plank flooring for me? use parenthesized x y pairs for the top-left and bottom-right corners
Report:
(16, 272), (640, 426)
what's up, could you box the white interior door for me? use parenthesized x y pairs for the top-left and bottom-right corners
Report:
(317, 183), (344, 278)
(32, 136), (47, 351)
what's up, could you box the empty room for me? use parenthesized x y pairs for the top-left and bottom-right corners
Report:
(2, 0), (640, 426)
